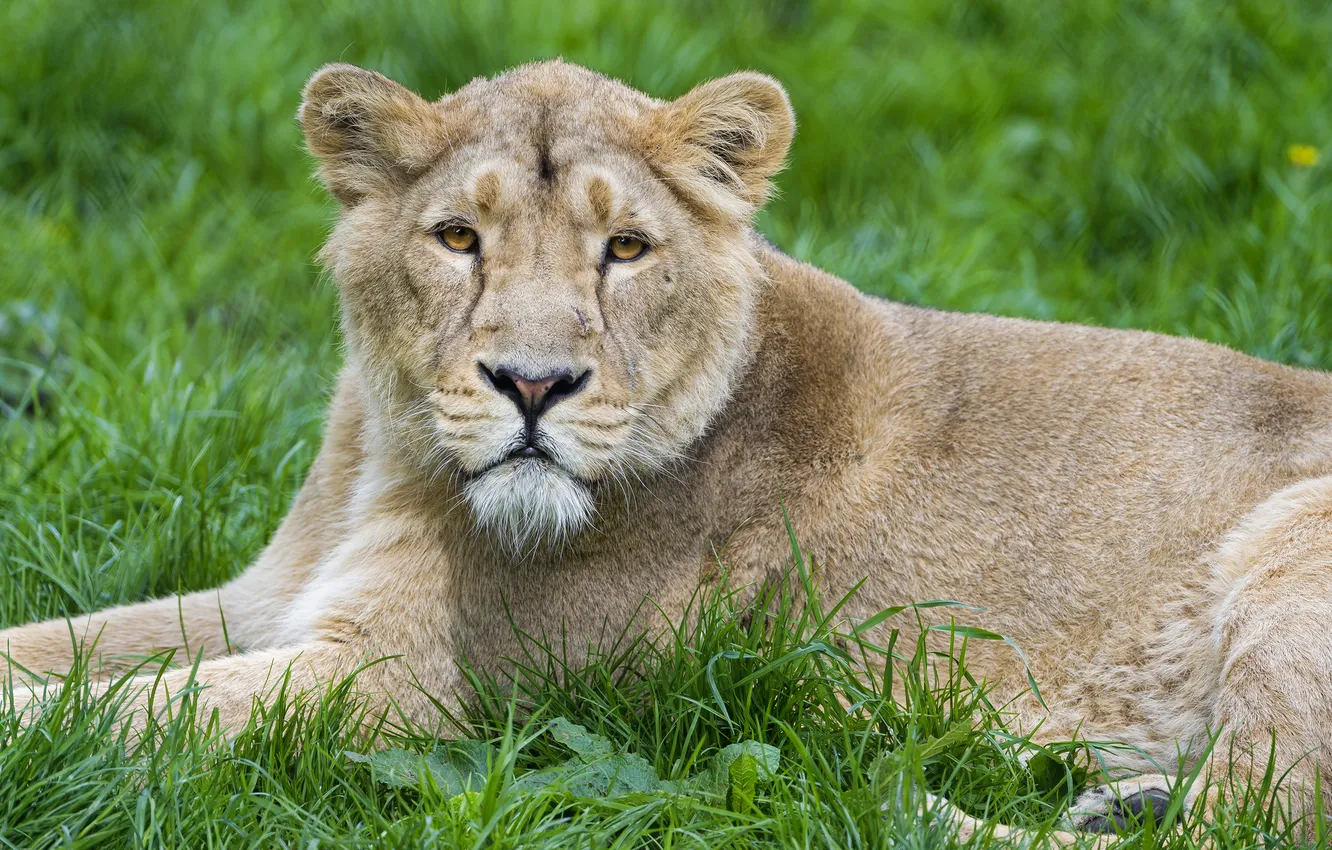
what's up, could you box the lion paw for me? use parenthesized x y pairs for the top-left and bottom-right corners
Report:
(1069, 775), (1181, 833)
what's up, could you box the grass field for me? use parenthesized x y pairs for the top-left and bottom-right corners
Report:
(3, 0), (1332, 846)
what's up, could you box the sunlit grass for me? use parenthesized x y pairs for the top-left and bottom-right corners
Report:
(1, 550), (1318, 847)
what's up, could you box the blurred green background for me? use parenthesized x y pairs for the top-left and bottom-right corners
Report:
(2, 0), (1330, 624)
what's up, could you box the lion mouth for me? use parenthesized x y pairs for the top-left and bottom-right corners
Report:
(497, 443), (599, 490)
(509, 445), (550, 461)
(469, 440), (559, 478)
(466, 435), (592, 489)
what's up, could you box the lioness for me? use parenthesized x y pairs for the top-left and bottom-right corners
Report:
(4, 60), (1332, 835)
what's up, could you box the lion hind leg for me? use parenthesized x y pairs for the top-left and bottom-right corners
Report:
(1202, 475), (1332, 833)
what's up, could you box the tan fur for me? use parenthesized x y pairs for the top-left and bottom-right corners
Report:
(6, 60), (1332, 832)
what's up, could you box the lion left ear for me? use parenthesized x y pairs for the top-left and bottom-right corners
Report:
(298, 63), (449, 205)
(647, 73), (796, 218)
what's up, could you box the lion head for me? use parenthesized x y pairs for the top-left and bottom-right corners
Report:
(299, 60), (794, 552)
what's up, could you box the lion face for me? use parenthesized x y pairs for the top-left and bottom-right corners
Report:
(300, 61), (793, 551)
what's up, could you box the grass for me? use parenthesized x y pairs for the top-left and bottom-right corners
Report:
(2, 0), (1331, 845)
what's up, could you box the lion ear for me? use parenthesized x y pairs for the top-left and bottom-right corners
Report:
(647, 73), (795, 218)
(298, 64), (448, 205)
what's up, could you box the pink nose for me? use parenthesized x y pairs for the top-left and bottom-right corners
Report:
(480, 364), (590, 420)
(509, 373), (559, 412)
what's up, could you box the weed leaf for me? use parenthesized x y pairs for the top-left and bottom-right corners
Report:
(344, 748), (424, 788)
(345, 740), (493, 795)
(727, 752), (758, 813)
(514, 753), (662, 797)
(686, 741), (780, 800)
(546, 717), (614, 761)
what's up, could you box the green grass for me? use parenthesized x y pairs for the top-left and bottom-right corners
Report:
(2, 0), (1330, 846)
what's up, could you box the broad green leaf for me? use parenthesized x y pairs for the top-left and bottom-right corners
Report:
(685, 741), (780, 800)
(345, 748), (424, 788)
(546, 717), (613, 762)
(513, 753), (663, 798)
(447, 790), (483, 820)
(719, 741), (779, 780)
(1027, 750), (1088, 803)
(421, 740), (494, 796)
(587, 753), (663, 795)
(727, 753), (758, 813)
(346, 741), (494, 794)
(1026, 751), (1064, 794)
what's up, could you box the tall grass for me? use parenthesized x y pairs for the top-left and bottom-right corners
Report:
(0, 538), (1316, 847)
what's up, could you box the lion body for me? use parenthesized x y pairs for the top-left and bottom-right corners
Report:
(6, 60), (1332, 826)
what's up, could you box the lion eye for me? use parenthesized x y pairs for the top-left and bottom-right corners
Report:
(437, 225), (478, 253)
(607, 234), (647, 262)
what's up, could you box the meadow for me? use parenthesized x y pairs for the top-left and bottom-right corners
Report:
(3, 0), (1332, 846)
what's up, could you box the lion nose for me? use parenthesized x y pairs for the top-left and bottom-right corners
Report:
(479, 363), (590, 420)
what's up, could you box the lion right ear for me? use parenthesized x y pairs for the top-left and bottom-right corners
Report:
(298, 64), (449, 205)
(646, 72), (795, 220)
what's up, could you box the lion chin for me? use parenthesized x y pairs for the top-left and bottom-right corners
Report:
(462, 458), (595, 553)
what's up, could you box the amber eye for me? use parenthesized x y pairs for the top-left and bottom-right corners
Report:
(437, 225), (478, 253)
(607, 234), (647, 262)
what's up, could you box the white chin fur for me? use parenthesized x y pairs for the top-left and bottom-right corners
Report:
(462, 460), (594, 553)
